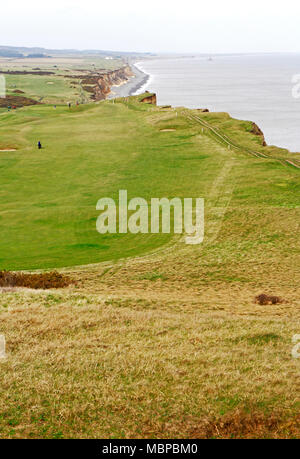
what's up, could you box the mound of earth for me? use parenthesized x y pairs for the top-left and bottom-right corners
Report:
(251, 122), (267, 146)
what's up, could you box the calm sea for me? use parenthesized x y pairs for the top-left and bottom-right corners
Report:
(135, 54), (300, 152)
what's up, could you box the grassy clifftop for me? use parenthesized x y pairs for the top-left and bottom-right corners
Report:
(0, 95), (299, 438)
(0, 94), (299, 270)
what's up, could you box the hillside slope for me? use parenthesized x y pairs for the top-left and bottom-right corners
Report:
(0, 95), (299, 439)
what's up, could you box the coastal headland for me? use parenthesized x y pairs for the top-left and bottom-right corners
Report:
(0, 53), (299, 439)
(0, 54), (151, 106)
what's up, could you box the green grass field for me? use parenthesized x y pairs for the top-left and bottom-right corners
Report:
(0, 96), (299, 270)
(0, 100), (191, 269)
(5, 74), (81, 104)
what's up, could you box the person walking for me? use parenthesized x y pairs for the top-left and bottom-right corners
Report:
(38, 141), (42, 149)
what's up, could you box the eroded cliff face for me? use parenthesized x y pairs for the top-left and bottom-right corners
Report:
(81, 65), (134, 101)
(251, 122), (267, 146)
(140, 93), (157, 105)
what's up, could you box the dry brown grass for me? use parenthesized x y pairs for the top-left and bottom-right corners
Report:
(0, 281), (299, 439)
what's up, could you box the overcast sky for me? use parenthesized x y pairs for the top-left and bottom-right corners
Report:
(2, 0), (300, 54)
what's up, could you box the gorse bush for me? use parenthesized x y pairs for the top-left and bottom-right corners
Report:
(255, 294), (284, 305)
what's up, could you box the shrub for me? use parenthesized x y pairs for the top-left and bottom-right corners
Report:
(0, 271), (75, 289)
(255, 293), (284, 305)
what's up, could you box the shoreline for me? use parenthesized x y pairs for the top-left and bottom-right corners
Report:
(107, 62), (151, 99)
(126, 55), (300, 153)
(108, 58), (299, 154)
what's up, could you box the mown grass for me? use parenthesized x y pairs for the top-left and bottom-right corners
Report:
(1, 96), (299, 271)
(4, 74), (80, 104)
(0, 99), (229, 270)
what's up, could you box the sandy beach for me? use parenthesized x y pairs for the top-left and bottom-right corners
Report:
(107, 62), (150, 99)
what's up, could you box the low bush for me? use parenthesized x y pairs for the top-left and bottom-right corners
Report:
(0, 271), (75, 289)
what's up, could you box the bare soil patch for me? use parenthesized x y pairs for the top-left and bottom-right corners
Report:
(0, 95), (40, 108)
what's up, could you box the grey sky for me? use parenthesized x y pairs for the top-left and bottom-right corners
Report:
(2, 0), (300, 53)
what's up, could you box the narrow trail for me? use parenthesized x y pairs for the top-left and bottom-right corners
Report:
(206, 160), (235, 244)
(286, 159), (300, 169)
(183, 110), (300, 170)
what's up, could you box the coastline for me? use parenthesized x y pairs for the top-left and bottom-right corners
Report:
(129, 55), (300, 153)
(107, 56), (299, 154)
(107, 62), (151, 99)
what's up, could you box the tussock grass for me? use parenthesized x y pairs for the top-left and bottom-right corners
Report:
(0, 289), (299, 438)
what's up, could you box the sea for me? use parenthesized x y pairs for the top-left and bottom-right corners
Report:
(134, 54), (300, 153)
